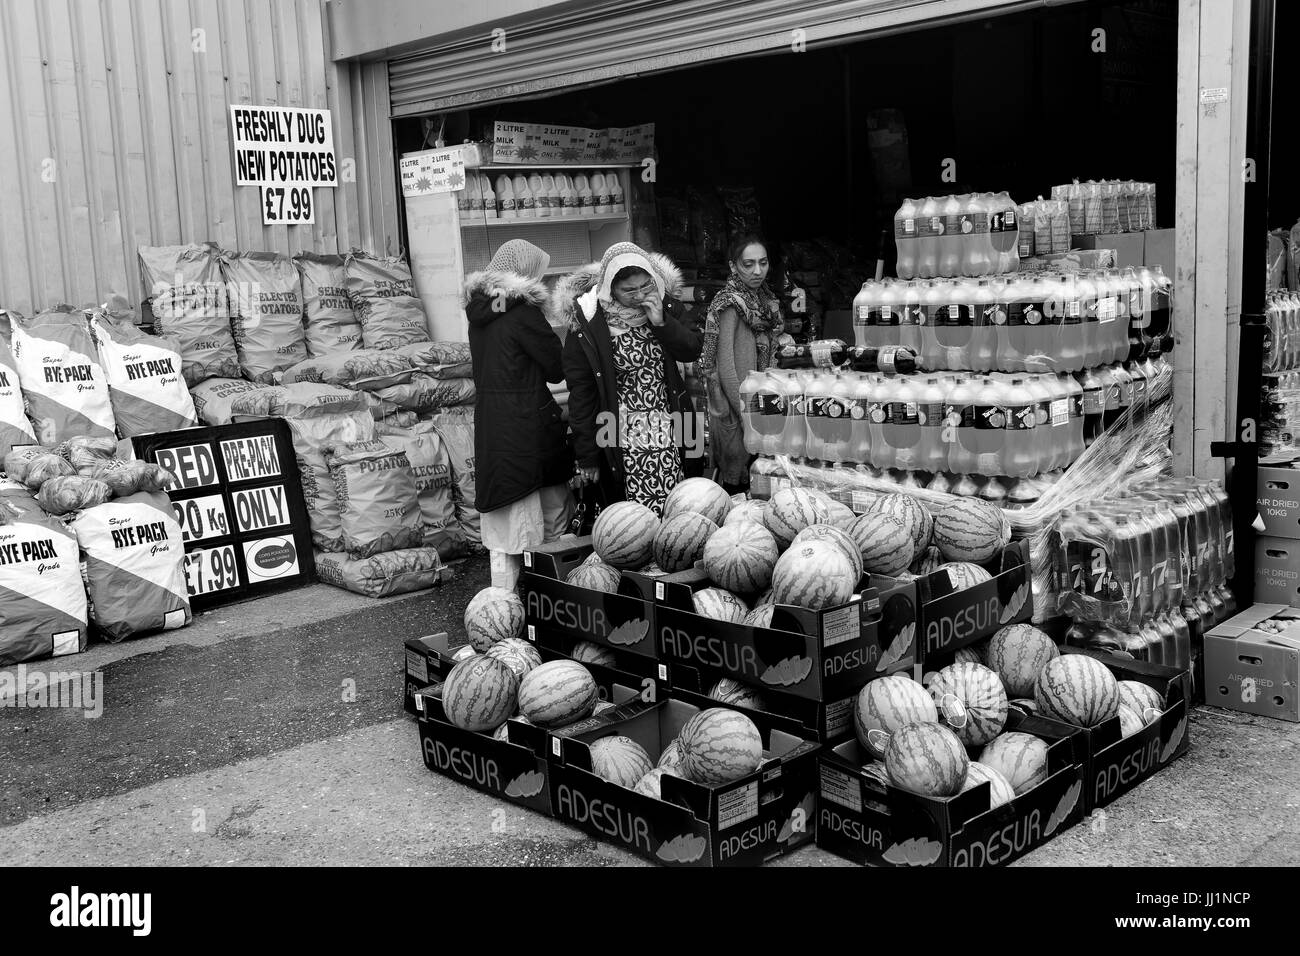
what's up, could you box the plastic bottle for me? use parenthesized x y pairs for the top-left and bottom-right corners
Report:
(852, 282), (876, 349)
(1083, 181), (1103, 235)
(822, 373), (854, 464)
(1149, 266), (1172, 345)
(876, 279), (902, 348)
(895, 198), (919, 279)
(848, 372), (872, 465)
(970, 279), (998, 373)
(885, 375), (921, 473)
(1059, 373), (1084, 467)
(992, 191), (1021, 274)
(739, 370), (766, 455)
(917, 197), (941, 280)
(1003, 377), (1039, 478)
(866, 375), (892, 470)
(1078, 367), (1105, 447)
(1055, 273), (1085, 373)
(541, 174), (559, 218)
(497, 176), (517, 219)
(937, 278), (972, 372)
(514, 174), (535, 218)
(610, 175), (625, 214)
(782, 369), (810, 459)
(803, 368), (830, 462)
(964, 193), (995, 277)
(919, 280), (945, 371)
(1019, 202), (1038, 260)
(938, 195), (964, 278)
(590, 172), (609, 215)
(946, 374), (978, 476)
(1073, 270), (1099, 369)
(755, 370), (787, 456)
(972, 377), (1008, 476)
(916, 376), (949, 477)
(528, 173), (548, 217)
(899, 281), (924, 358)
(996, 273), (1024, 373)
(1024, 374), (1056, 472)
(575, 174), (594, 215)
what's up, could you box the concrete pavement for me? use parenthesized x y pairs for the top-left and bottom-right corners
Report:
(1, 555), (1296, 866)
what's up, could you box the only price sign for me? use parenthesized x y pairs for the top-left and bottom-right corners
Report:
(262, 185), (314, 224)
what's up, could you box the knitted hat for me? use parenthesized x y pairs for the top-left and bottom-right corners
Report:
(488, 239), (551, 280)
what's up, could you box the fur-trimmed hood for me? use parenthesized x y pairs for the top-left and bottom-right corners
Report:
(462, 269), (551, 328)
(546, 251), (684, 332)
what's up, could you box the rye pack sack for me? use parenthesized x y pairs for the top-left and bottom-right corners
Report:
(326, 438), (423, 558)
(295, 253), (362, 357)
(222, 251), (308, 383)
(0, 312), (37, 458)
(343, 252), (431, 350)
(10, 306), (117, 445)
(89, 309), (198, 436)
(139, 243), (241, 386)
(71, 491), (191, 642)
(0, 498), (88, 665)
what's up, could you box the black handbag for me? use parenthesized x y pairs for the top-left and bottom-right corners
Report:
(568, 477), (607, 537)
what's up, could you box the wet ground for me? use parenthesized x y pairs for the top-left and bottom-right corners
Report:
(1, 554), (1296, 867)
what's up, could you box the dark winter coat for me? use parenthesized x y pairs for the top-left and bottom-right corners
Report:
(465, 269), (572, 513)
(550, 253), (704, 506)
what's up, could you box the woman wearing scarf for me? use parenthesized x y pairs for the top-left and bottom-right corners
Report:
(699, 235), (784, 494)
(552, 242), (702, 516)
(464, 239), (573, 591)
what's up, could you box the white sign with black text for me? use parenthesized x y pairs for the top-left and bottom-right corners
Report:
(229, 105), (336, 225)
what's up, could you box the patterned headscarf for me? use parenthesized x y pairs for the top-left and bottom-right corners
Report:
(489, 239), (551, 279)
(699, 275), (783, 373)
(579, 242), (665, 330)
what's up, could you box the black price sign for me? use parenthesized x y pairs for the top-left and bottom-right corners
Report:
(134, 420), (314, 610)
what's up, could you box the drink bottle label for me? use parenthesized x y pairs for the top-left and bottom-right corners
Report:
(1051, 398), (1070, 426)
(1083, 387), (1105, 414)
(1006, 403), (1036, 430)
(1098, 296), (1118, 323)
(975, 404), (1007, 430)
(824, 398), (846, 418)
(847, 398), (868, 420)
(918, 401), (945, 427)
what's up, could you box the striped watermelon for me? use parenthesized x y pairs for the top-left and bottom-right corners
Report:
(633, 767), (682, 799)
(822, 498), (858, 530)
(771, 540), (858, 610)
(703, 520), (779, 594)
(679, 707), (764, 784)
(570, 640), (617, 667)
(911, 545), (945, 576)
(484, 637), (543, 680)
(932, 498), (1010, 563)
(593, 700), (617, 715)
(979, 732), (1050, 794)
(793, 524), (864, 584)
(941, 562), (993, 591)
(657, 738), (690, 775)
(709, 677), (767, 711)
(692, 587), (749, 624)
(1117, 704), (1144, 738)
(442, 656), (520, 733)
(961, 761), (1016, 808)
(663, 477), (733, 526)
(848, 512), (915, 576)
(953, 643), (986, 667)
(928, 662), (1009, 746)
(464, 587), (526, 652)
(987, 624), (1059, 698)
(1118, 679), (1164, 717)
(754, 585), (775, 606)
(653, 511), (718, 573)
(590, 735), (654, 788)
(1035, 654), (1121, 727)
(725, 499), (769, 527)
(517, 660), (599, 728)
(885, 722), (969, 798)
(860, 761), (891, 790)
(764, 487), (830, 548)
(870, 493), (933, 554)
(566, 561), (621, 593)
(451, 645), (479, 663)
(743, 604), (775, 629)
(592, 500), (660, 569)
(854, 675), (939, 758)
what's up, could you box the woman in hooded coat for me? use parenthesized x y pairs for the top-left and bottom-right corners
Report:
(552, 242), (703, 517)
(464, 239), (573, 590)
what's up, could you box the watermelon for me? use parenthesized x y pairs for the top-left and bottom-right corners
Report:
(484, 637), (543, 680)
(679, 707), (764, 784)
(932, 498), (1009, 563)
(771, 540), (857, 610)
(792, 523), (863, 584)
(941, 562), (993, 591)
(1117, 679), (1164, 717)
(754, 586), (776, 607)
(927, 662), (1009, 746)
(1117, 704), (1144, 738)
(911, 545), (945, 576)
(961, 761), (1016, 808)
(987, 624), (1059, 698)
(848, 512), (915, 576)
(451, 645), (478, 663)
(822, 498), (858, 530)
(570, 640), (616, 667)
(592, 500), (660, 569)
(663, 477), (733, 526)
(854, 675), (939, 758)
(657, 738), (690, 775)
(1035, 654), (1121, 727)
(870, 493), (933, 554)
(725, 499), (769, 527)
(464, 586), (525, 652)
(442, 656), (519, 733)
(703, 520), (779, 594)
(764, 487), (829, 547)
(953, 643), (986, 667)
(860, 761), (891, 790)
(884, 722), (969, 798)
(592, 700), (617, 715)
(517, 660), (599, 728)
(566, 561), (621, 593)
(692, 587), (749, 624)
(589, 735), (654, 788)
(633, 767), (681, 799)
(492, 714), (532, 741)
(979, 732), (1050, 794)
(709, 677), (767, 711)
(743, 604), (775, 629)
(653, 511), (718, 573)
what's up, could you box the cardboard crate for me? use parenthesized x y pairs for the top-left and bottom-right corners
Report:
(653, 567), (917, 704)
(522, 537), (660, 660)
(1254, 536), (1300, 607)
(1050, 648), (1192, 811)
(1256, 466), (1300, 539)
(1072, 232), (1146, 267)
(816, 711), (1087, 867)
(1204, 604), (1300, 722)
(666, 675), (854, 746)
(547, 695), (821, 866)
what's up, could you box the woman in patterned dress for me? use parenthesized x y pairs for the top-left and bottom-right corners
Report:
(553, 243), (703, 516)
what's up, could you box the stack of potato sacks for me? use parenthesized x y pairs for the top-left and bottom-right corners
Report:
(143, 243), (481, 597)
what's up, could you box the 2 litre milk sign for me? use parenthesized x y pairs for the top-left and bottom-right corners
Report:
(133, 420), (315, 608)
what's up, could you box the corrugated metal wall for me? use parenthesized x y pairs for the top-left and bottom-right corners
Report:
(0, 0), (395, 316)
